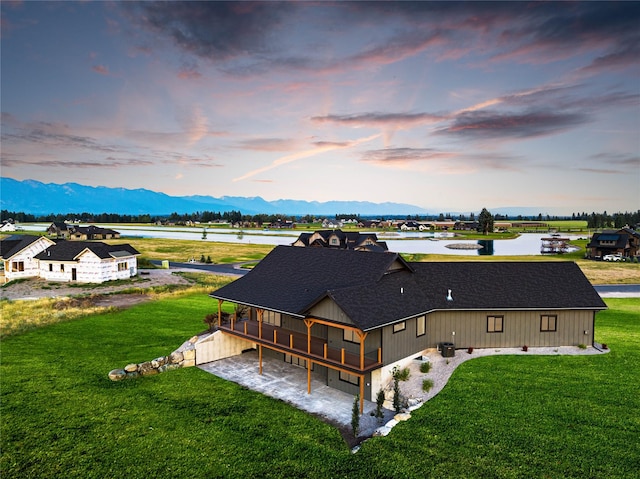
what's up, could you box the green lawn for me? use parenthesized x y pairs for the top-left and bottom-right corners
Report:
(1, 297), (638, 478)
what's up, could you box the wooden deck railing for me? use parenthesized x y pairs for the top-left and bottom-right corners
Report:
(218, 318), (381, 373)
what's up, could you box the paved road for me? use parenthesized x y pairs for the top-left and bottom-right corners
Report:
(150, 260), (249, 276)
(594, 284), (640, 297)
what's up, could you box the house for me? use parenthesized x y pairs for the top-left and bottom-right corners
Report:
(292, 229), (388, 252)
(34, 241), (140, 283)
(1, 235), (139, 283)
(208, 246), (606, 410)
(1, 220), (17, 232)
(321, 219), (343, 228)
(46, 223), (121, 240)
(1, 235), (56, 283)
(586, 228), (639, 259)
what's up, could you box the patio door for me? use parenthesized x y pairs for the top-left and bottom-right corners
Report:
(71, 268), (77, 281)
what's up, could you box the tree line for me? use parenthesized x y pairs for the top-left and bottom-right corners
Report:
(1, 208), (638, 229)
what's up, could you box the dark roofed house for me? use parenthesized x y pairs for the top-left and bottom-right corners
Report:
(47, 223), (120, 240)
(586, 228), (639, 259)
(206, 246), (606, 411)
(292, 229), (388, 252)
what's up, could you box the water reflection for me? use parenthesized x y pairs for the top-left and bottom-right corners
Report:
(477, 240), (494, 256)
(18, 223), (583, 256)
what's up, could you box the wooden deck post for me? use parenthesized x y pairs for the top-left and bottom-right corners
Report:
(359, 376), (365, 414)
(307, 362), (311, 394)
(357, 331), (368, 370)
(259, 344), (263, 375)
(257, 309), (263, 339)
(304, 319), (312, 355)
(217, 299), (222, 327)
(289, 334), (294, 349)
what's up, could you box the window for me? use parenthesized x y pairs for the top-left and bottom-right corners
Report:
(118, 262), (128, 271)
(285, 354), (312, 370)
(393, 321), (406, 333)
(49, 264), (53, 272)
(11, 261), (24, 272)
(263, 310), (281, 327)
(343, 329), (361, 344)
(339, 371), (359, 385)
(416, 316), (426, 337)
(330, 237), (339, 245)
(60, 264), (65, 272)
(541, 315), (557, 332)
(487, 315), (503, 333)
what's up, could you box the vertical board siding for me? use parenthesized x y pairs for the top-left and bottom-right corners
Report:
(382, 316), (430, 364)
(309, 298), (354, 325)
(426, 310), (595, 349)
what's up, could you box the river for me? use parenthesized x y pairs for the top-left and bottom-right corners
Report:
(19, 223), (585, 256)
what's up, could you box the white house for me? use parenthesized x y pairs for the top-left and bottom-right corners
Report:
(0, 235), (56, 283)
(1, 235), (139, 284)
(35, 241), (140, 283)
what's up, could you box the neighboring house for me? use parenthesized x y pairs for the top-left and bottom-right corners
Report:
(1, 220), (17, 232)
(46, 223), (120, 240)
(1, 235), (56, 283)
(586, 228), (640, 259)
(0, 235), (139, 283)
(321, 219), (343, 228)
(209, 246), (606, 407)
(35, 241), (140, 283)
(292, 229), (388, 252)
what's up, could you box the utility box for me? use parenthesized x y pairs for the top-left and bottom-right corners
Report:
(440, 342), (455, 358)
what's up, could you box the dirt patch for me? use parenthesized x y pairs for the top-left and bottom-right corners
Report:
(0, 269), (192, 308)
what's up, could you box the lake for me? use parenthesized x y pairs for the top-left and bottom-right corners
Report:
(20, 223), (585, 256)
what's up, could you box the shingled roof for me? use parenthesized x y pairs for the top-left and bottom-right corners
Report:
(34, 241), (139, 261)
(0, 235), (46, 259)
(210, 246), (606, 331)
(211, 245), (410, 317)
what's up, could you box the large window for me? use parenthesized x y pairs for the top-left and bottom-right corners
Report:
(263, 310), (281, 327)
(339, 371), (359, 385)
(343, 329), (361, 344)
(393, 321), (406, 333)
(285, 354), (313, 370)
(416, 315), (426, 337)
(487, 315), (503, 333)
(117, 262), (128, 271)
(540, 315), (557, 332)
(11, 261), (24, 272)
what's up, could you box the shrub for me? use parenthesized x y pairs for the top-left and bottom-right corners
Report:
(419, 361), (431, 374)
(422, 378), (434, 392)
(578, 343), (587, 349)
(375, 389), (385, 423)
(392, 366), (410, 381)
(351, 395), (360, 437)
(393, 379), (402, 413)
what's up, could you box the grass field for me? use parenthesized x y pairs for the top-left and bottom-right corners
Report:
(1, 296), (638, 478)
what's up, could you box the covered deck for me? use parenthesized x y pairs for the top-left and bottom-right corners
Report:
(216, 310), (383, 412)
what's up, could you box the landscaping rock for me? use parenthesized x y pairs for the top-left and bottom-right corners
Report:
(108, 369), (127, 381)
(169, 351), (183, 364)
(394, 412), (411, 422)
(124, 363), (138, 373)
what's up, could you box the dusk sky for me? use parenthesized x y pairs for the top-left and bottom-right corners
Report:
(2, 1), (639, 214)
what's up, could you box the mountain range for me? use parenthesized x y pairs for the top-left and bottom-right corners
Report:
(1, 178), (435, 216)
(1, 178), (569, 217)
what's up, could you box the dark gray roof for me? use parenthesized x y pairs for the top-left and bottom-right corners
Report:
(328, 261), (606, 330)
(0, 235), (43, 259)
(210, 245), (409, 317)
(210, 246), (607, 331)
(34, 241), (139, 261)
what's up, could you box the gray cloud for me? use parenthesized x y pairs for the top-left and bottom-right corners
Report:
(122, 2), (639, 76)
(437, 110), (588, 140)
